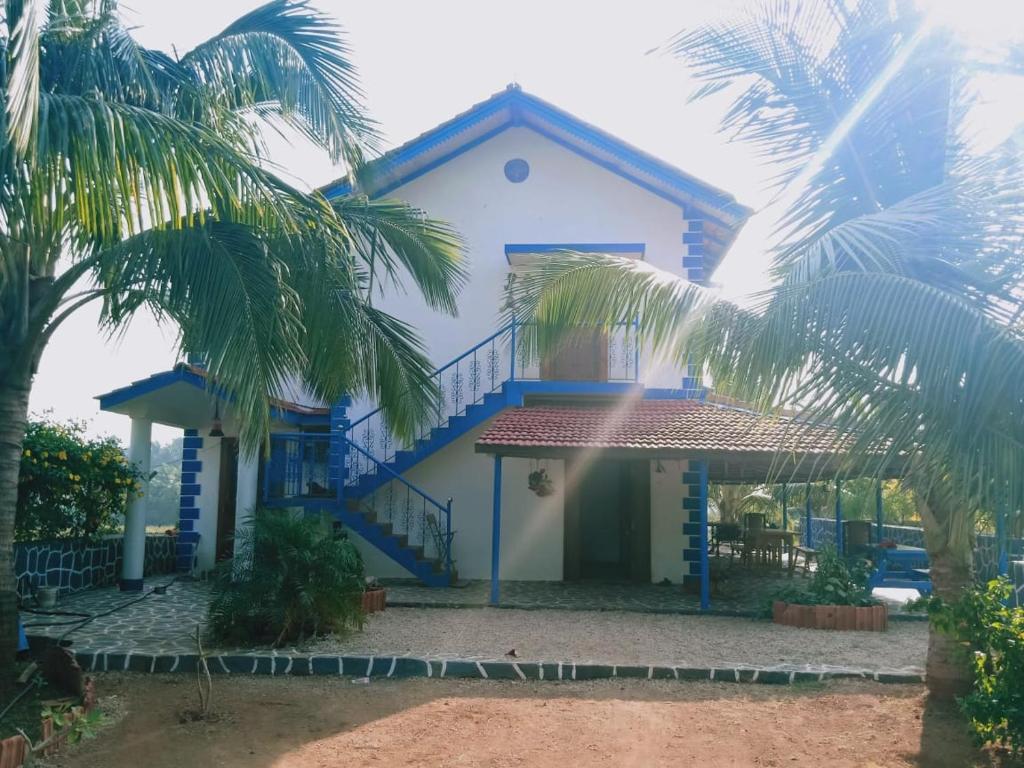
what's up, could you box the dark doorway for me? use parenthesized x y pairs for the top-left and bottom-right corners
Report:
(564, 459), (650, 582)
(215, 437), (238, 562)
(540, 329), (609, 382)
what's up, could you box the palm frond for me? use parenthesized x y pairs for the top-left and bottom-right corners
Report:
(5, 0), (43, 156)
(180, 0), (376, 164)
(331, 195), (467, 315)
(93, 221), (307, 452)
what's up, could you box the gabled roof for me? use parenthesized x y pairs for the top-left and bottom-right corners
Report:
(322, 84), (752, 273)
(95, 363), (327, 425)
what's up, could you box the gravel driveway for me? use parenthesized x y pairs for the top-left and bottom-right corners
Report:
(307, 607), (927, 673)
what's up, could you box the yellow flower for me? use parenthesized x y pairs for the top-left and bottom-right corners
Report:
(57, 450), (68, 461)
(22, 450), (30, 458)
(41, 451), (48, 459)
(83, 452), (91, 462)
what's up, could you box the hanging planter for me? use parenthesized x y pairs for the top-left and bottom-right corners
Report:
(528, 468), (554, 497)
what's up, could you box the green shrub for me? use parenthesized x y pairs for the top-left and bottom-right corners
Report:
(17, 417), (144, 541)
(921, 579), (1024, 753)
(207, 510), (366, 647)
(775, 546), (876, 606)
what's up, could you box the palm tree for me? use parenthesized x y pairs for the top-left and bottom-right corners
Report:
(708, 484), (773, 525)
(0, 0), (465, 679)
(507, 0), (1024, 698)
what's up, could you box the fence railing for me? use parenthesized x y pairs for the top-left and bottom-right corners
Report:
(346, 320), (639, 475)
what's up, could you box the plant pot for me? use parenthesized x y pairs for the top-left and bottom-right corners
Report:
(36, 586), (58, 609)
(361, 588), (387, 614)
(772, 600), (887, 631)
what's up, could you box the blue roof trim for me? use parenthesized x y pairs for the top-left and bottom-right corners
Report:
(96, 366), (327, 426)
(321, 86), (750, 225)
(96, 368), (206, 411)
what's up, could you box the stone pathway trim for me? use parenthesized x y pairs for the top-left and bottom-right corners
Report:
(72, 649), (925, 686)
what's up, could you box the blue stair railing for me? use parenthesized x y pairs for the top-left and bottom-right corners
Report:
(346, 319), (639, 476)
(346, 440), (454, 579)
(262, 433), (454, 583)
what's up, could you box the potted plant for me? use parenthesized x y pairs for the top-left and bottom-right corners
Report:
(772, 547), (887, 631)
(528, 468), (554, 497)
(362, 576), (387, 614)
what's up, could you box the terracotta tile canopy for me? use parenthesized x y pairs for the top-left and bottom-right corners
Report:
(475, 399), (883, 483)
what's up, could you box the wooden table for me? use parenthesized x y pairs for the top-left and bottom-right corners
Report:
(744, 529), (798, 567)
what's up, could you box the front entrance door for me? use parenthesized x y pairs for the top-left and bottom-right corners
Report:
(215, 438), (238, 561)
(564, 459), (651, 582)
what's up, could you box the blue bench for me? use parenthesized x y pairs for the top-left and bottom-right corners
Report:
(868, 546), (932, 594)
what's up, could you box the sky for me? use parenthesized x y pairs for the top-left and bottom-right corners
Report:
(28, 0), (1024, 445)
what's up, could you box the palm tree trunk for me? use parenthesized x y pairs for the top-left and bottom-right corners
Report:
(917, 487), (975, 700)
(0, 368), (31, 688)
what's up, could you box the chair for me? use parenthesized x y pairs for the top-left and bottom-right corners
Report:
(741, 513), (767, 566)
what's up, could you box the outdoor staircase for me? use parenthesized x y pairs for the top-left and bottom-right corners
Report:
(345, 388), (510, 499)
(265, 320), (639, 586)
(339, 496), (452, 587)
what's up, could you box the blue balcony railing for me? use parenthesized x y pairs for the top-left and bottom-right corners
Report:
(346, 320), (639, 475)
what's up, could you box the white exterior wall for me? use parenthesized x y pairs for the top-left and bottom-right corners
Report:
(650, 459), (687, 584)
(351, 417), (565, 581)
(192, 439), (221, 574)
(351, 126), (696, 421)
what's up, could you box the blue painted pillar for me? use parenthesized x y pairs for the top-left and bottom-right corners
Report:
(329, 396), (351, 502)
(490, 455), (503, 605)
(781, 483), (789, 531)
(697, 460), (710, 611)
(997, 495), (1009, 577)
(805, 482), (813, 548)
(875, 479), (884, 544)
(835, 478), (844, 554)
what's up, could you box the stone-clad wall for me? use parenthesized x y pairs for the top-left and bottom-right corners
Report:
(803, 517), (1024, 582)
(14, 534), (177, 600)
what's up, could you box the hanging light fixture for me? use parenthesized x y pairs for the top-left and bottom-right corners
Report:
(208, 402), (224, 438)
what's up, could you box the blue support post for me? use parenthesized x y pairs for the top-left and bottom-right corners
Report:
(835, 478), (844, 554)
(781, 483), (789, 531)
(698, 460), (710, 611)
(805, 482), (813, 547)
(997, 495), (1009, 577)
(875, 479), (884, 544)
(490, 455), (503, 605)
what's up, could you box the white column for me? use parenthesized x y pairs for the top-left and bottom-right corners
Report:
(121, 418), (152, 590)
(233, 451), (260, 563)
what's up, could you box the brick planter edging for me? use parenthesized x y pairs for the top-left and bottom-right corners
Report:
(72, 650), (924, 686)
(772, 601), (888, 632)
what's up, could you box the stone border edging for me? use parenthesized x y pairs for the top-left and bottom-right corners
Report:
(72, 649), (925, 686)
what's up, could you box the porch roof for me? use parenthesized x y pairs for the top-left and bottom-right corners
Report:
(474, 397), (886, 483)
(94, 363), (328, 429)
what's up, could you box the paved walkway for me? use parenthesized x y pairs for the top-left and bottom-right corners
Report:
(22, 575), (926, 686)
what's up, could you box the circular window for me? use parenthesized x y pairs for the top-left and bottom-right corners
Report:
(503, 158), (530, 183)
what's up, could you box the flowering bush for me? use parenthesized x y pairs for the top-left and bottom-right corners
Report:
(17, 417), (145, 541)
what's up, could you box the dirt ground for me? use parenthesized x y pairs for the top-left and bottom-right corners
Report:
(43, 674), (1006, 768)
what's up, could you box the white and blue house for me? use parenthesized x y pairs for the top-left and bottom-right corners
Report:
(96, 85), (861, 608)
